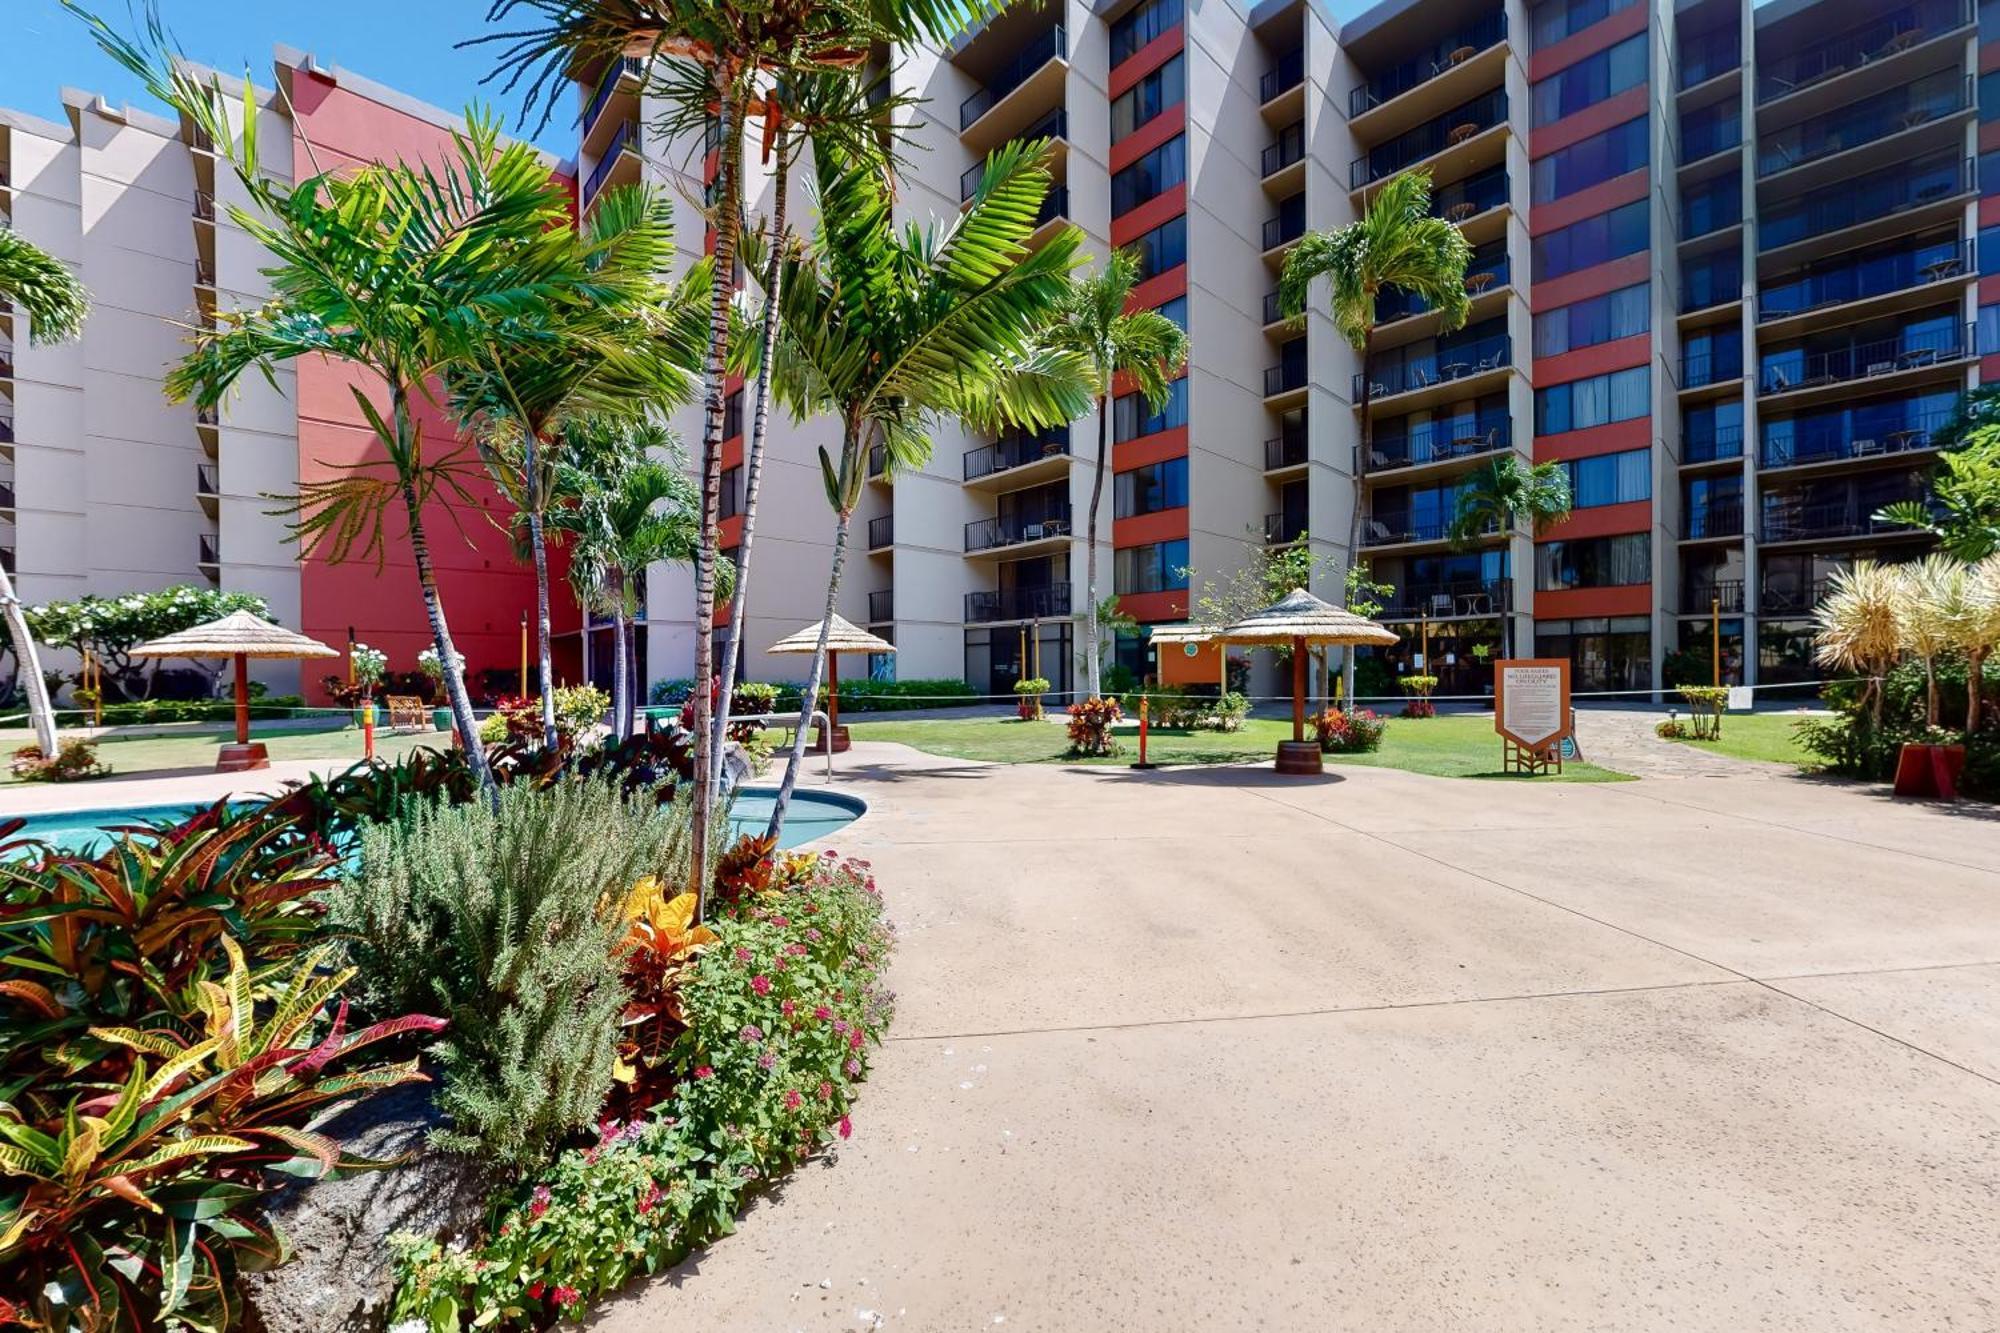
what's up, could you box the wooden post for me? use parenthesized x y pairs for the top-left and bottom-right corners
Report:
(520, 611), (529, 696)
(232, 652), (249, 746)
(1291, 634), (1306, 743)
(1711, 594), (1721, 687)
(828, 652), (840, 732)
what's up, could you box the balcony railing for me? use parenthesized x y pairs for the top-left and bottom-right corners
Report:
(1683, 579), (1744, 614)
(1757, 0), (1971, 104)
(1263, 290), (1288, 324)
(1684, 423), (1745, 463)
(965, 584), (1072, 622)
(1262, 204), (1306, 251)
(1036, 184), (1070, 228)
(1761, 407), (1954, 467)
(960, 25), (1067, 131)
(869, 589), (894, 623)
(868, 444), (887, 479)
(198, 534), (219, 566)
(867, 514), (894, 549)
(1347, 11), (1506, 118)
(1351, 90), (1506, 189)
(1759, 576), (1835, 615)
(0, 482), (15, 510)
(196, 463), (217, 495)
(1264, 352), (1308, 397)
(1757, 75), (1971, 178)
(0, 548), (14, 576)
(193, 261), (215, 288)
(964, 426), (1070, 481)
(960, 108), (1068, 199)
(1355, 333), (1510, 401)
(966, 505), (1072, 552)
(1759, 156), (1969, 252)
(1261, 49), (1304, 104)
(0, 419), (12, 444)
(1758, 239), (1970, 322)
(1378, 255), (1509, 323)
(1368, 418), (1509, 471)
(195, 406), (218, 428)
(1682, 253), (1742, 310)
(581, 55), (645, 136)
(1264, 511), (1307, 545)
(582, 121), (637, 205)
(1762, 498), (1928, 543)
(1363, 513), (1494, 546)
(1265, 430), (1308, 470)
(1262, 121), (1305, 178)
(1431, 169), (1508, 224)
(1678, 28), (1741, 89)
(1760, 322), (1971, 395)
(193, 191), (215, 222)
(1680, 348), (1743, 389)
(1680, 110), (1741, 163)
(1685, 497), (1744, 539)
(1380, 578), (1512, 619)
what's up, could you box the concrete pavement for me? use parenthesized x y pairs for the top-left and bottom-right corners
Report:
(593, 742), (2000, 1333)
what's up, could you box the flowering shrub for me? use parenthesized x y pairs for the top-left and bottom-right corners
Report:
(388, 852), (893, 1330)
(418, 644), (465, 682)
(1066, 696), (1123, 756)
(1655, 718), (1691, 740)
(24, 584), (267, 700)
(1312, 707), (1386, 754)
(9, 737), (108, 782)
(1398, 674), (1438, 719)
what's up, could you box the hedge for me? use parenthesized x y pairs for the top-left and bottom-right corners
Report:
(92, 695), (311, 726)
(648, 678), (977, 714)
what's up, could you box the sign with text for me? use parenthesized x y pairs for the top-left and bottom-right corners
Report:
(1494, 659), (1571, 751)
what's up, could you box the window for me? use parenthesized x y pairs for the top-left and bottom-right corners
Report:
(724, 388), (743, 439)
(1983, 150), (2000, 197)
(720, 465), (741, 519)
(1535, 533), (1651, 590)
(1114, 457), (1189, 518)
(1532, 199), (1649, 281)
(1681, 174), (1740, 239)
(1535, 366), (1649, 435)
(1532, 118), (1647, 203)
(1981, 303), (2000, 356)
(1110, 0), (1182, 67)
(1560, 449), (1650, 508)
(1114, 376), (1188, 441)
(1535, 616), (1652, 691)
(1115, 539), (1189, 594)
(1533, 283), (1649, 358)
(1680, 99), (1740, 162)
(1111, 54), (1184, 142)
(1531, 33), (1646, 125)
(1983, 69), (2000, 123)
(1155, 294), (1189, 332)
(1681, 327), (1741, 389)
(1981, 225), (2000, 278)
(1111, 135), (1186, 215)
(1530, 0), (1637, 50)
(1131, 215), (1187, 282)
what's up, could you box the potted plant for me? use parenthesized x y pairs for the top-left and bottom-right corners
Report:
(1014, 676), (1051, 720)
(347, 643), (387, 724)
(418, 645), (464, 730)
(1398, 673), (1438, 719)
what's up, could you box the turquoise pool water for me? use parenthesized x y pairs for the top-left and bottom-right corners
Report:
(7, 786), (865, 857)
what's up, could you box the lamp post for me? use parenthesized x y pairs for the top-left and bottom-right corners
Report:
(1711, 593), (1721, 688)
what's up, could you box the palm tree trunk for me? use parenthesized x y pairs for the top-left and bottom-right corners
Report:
(0, 565), (57, 756)
(524, 430), (557, 750)
(1970, 647), (1986, 734)
(1084, 393), (1109, 700)
(1924, 658), (1938, 728)
(711, 125), (790, 788)
(605, 570), (626, 738)
(613, 605), (631, 746)
(689, 85), (746, 917)
(1343, 328), (1375, 703)
(401, 475), (490, 791)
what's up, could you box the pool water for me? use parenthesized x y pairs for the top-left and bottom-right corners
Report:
(7, 787), (865, 858)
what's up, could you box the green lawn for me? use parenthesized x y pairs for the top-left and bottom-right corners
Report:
(846, 712), (1632, 782)
(3, 723), (444, 783)
(1664, 711), (1822, 768)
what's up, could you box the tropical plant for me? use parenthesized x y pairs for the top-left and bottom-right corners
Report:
(1876, 419), (2000, 562)
(755, 137), (1090, 852)
(1043, 250), (1188, 699)
(1447, 455), (1572, 658)
(8, 737), (108, 782)
(1066, 695), (1123, 756)
(1812, 561), (1905, 725)
(1312, 706), (1385, 753)
(1280, 169), (1471, 698)
(1889, 555), (1967, 726)
(1953, 555), (2000, 733)
(24, 585), (268, 701)
(418, 645), (465, 683)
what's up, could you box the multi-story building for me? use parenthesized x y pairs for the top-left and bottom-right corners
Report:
(0, 50), (577, 699)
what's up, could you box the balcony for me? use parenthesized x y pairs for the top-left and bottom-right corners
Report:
(1756, 75), (1971, 184)
(1682, 580), (1744, 614)
(1760, 407), (1953, 469)
(1684, 423), (1745, 465)
(1347, 11), (1507, 127)
(1264, 350), (1308, 400)
(1380, 578), (1511, 620)
(867, 514), (894, 549)
(1264, 511), (1307, 545)
(1683, 498), (1744, 540)
(1262, 121), (1305, 188)
(0, 482), (14, 510)
(1682, 253), (1742, 311)
(196, 462), (218, 499)
(582, 121), (638, 206)
(1759, 322), (1972, 399)
(193, 191), (214, 222)
(966, 505), (1072, 555)
(1678, 28), (1741, 92)
(869, 590), (894, 623)
(1362, 513), (1496, 547)
(1757, 0), (1972, 106)
(1355, 333), (1510, 405)
(868, 444), (888, 481)
(193, 260), (215, 288)
(965, 584), (1072, 623)
(1679, 348), (1743, 391)
(1756, 238), (1971, 334)
(964, 426), (1071, 489)
(1263, 290), (1290, 326)
(1431, 168), (1508, 228)
(960, 25), (1067, 139)
(1351, 89), (1506, 191)
(0, 419), (13, 444)
(1262, 201), (1306, 254)
(1260, 49), (1305, 108)
(1759, 155), (1970, 260)
(1367, 417), (1509, 474)
(581, 55), (645, 142)
(198, 533), (219, 567)
(1, 548), (15, 577)
(1759, 576), (1835, 616)
(1378, 255), (1509, 325)
(195, 405), (218, 428)
(1761, 497), (1929, 544)
(1265, 429), (1308, 473)
(960, 108), (1067, 201)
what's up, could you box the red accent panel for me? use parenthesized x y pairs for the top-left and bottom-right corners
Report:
(1528, 168), (1648, 237)
(1110, 185), (1186, 248)
(1113, 507), (1189, 547)
(1527, 3), (1648, 83)
(1112, 424), (1189, 471)
(1531, 585), (1653, 619)
(1981, 196), (2000, 227)
(719, 514), (744, 548)
(1118, 589), (1188, 622)
(1980, 274), (2000, 304)
(1129, 265), (1188, 312)
(1534, 333), (1651, 388)
(1532, 252), (1650, 311)
(1984, 41), (2000, 74)
(1539, 499), (1650, 542)
(1530, 89), (1648, 159)
(1983, 120), (2000, 154)
(1109, 103), (1186, 174)
(1108, 25), (1185, 97)
(1983, 353), (2000, 383)
(1534, 417), (1651, 463)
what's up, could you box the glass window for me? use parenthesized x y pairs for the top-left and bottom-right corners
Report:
(1111, 54), (1185, 142)
(1114, 376), (1189, 441)
(1981, 226), (2000, 278)
(1111, 135), (1187, 216)
(1530, 0), (1637, 50)
(1532, 199), (1649, 281)
(1110, 0), (1183, 66)
(1533, 282), (1649, 357)
(1981, 150), (2000, 197)
(1155, 294), (1189, 332)
(1130, 215), (1187, 282)
(1981, 303), (2000, 356)
(1535, 366), (1650, 435)
(1115, 538), (1190, 594)
(1531, 34), (1647, 126)
(1983, 70), (2000, 123)
(1535, 533), (1651, 590)
(1115, 457), (1189, 517)
(1561, 449), (1651, 508)
(1531, 118), (1648, 203)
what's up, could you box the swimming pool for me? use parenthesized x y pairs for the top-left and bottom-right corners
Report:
(6, 786), (866, 857)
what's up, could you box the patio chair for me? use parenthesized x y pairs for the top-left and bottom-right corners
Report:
(385, 694), (429, 732)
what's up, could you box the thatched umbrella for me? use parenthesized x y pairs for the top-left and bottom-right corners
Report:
(767, 614), (895, 754)
(130, 610), (339, 772)
(1217, 588), (1399, 774)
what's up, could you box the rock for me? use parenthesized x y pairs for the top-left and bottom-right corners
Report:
(241, 1083), (496, 1333)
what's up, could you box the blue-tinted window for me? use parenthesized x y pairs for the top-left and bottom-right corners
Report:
(1110, 0), (1182, 66)
(1111, 135), (1187, 215)
(1131, 215), (1187, 281)
(1155, 295), (1189, 332)
(1114, 456), (1189, 517)
(1561, 449), (1651, 507)
(1680, 99), (1740, 162)
(1114, 376), (1188, 441)
(1532, 118), (1648, 202)
(1535, 366), (1650, 434)
(1530, 0), (1637, 50)
(1531, 33), (1646, 125)
(1534, 533), (1650, 590)
(1534, 284), (1650, 358)
(1111, 54), (1185, 142)
(1980, 225), (2000, 277)
(1983, 70), (2000, 122)
(1115, 538), (1190, 593)
(1532, 200), (1650, 281)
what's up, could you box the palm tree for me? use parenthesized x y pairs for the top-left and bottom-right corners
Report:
(1446, 455), (1572, 660)
(1954, 555), (2000, 734)
(0, 232), (89, 757)
(1813, 561), (1904, 727)
(1044, 250), (1187, 699)
(1891, 555), (1964, 727)
(757, 139), (1092, 850)
(1280, 170), (1472, 697)
(1876, 425), (2000, 562)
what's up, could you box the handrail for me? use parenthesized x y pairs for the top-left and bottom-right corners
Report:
(1347, 11), (1505, 118)
(1757, 74), (1971, 178)
(1355, 332), (1511, 401)
(582, 121), (636, 204)
(960, 25), (1067, 131)
(1757, 0), (1971, 104)
(1760, 404), (1955, 467)
(1758, 322), (1973, 394)
(1757, 238), (1971, 322)
(965, 503), (1073, 552)
(580, 55), (644, 135)
(965, 584), (1072, 622)
(1261, 49), (1304, 104)
(960, 108), (1067, 199)
(1759, 156), (1969, 251)
(964, 427), (1070, 481)
(1351, 90), (1506, 189)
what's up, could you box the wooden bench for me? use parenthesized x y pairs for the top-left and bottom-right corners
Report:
(384, 694), (429, 732)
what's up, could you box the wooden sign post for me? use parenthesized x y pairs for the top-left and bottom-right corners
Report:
(1493, 658), (1572, 775)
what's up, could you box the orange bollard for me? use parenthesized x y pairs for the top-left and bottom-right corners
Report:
(362, 700), (377, 761)
(1131, 695), (1156, 770)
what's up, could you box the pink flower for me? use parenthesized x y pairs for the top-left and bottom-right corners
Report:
(813, 1005), (832, 1021)
(751, 974), (771, 996)
(758, 1051), (776, 1070)
(552, 1286), (581, 1307)
(848, 1029), (864, 1050)
(637, 1181), (663, 1215)
(818, 1080), (833, 1100)
(781, 998), (797, 1017)
(771, 915), (789, 927)
(740, 1023), (764, 1043)
(837, 1115), (853, 1139)
(805, 927), (823, 943)
(735, 947), (753, 963)
(786, 942), (808, 957)
(844, 1058), (861, 1077)
(529, 1184), (551, 1220)
(694, 1065), (715, 1080)
(784, 1089), (803, 1110)
(822, 849), (838, 858)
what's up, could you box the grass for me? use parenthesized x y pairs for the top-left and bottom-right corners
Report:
(846, 712), (1632, 782)
(1662, 710), (1821, 768)
(1, 722), (442, 784)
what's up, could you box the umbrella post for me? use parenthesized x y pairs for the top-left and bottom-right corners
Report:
(818, 653), (850, 755)
(1275, 633), (1324, 776)
(218, 651), (269, 773)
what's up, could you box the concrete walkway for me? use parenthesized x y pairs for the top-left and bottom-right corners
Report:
(594, 741), (2000, 1333)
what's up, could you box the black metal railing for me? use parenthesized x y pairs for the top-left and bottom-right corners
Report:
(1351, 90), (1506, 189)
(1264, 351), (1308, 397)
(1262, 204), (1306, 251)
(1683, 579), (1744, 614)
(867, 514), (894, 549)
(1378, 255), (1509, 322)
(1762, 498), (1928, 542)
(960, 25), (1067, 131)
(1263, 290), (1289, 324)
(193, 191), (215, 221)
(1681, 180), (1742, 240)
(1757, 75), (1971, 178)
(193, 261), (215, 287)
(868, 444), (888, 479)
(1757, 0), (1971, 104)
(1264, 511), (1307, 545)
(1431, 168), (1508, 224)
(1684, 423), (1745, 463)
(960, 108), (1068, 199)
(1262, 121), (1305, 178)
(1261, 48), (1305, 104)
(1035, 184), (1070, 229)
(1362, 513), (1492, 545)
(1759, 322), (1972, 394)
(196, 463), (217, 495)
(1760, 156), (1970, 252)
(965, 505), (1072, 552)
(0, 482), (15, 510)
(1680, 109), (1741, 162)
(1759, 576), (1834, 614)
(964, 427), (1070, 481)
(1368, 418), (1510, 471)
(1758, 239), (1971, 322)
(869, 589), (894, 623)
(1348, 11), (1506, 118)
(1685, 497), (1744, 539)
(581, 55), (645, 136)
(583, 121), (637, 205)
(1355, 333), (1510, 400)
(1265, 430), (1308, 470)
(0, 419), (13, 444)
(1379, 578), (1512, 619)
(965, 584), (1072, 622)
(195, 406), (218, 427)
(199, 533), (219, 565)
(1680, 348), (1743, 389)
(1678, 27), (1740, 89)
(1760, 407), (1954, 467)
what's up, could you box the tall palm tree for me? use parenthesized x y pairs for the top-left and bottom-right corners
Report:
(1876, 425), (2000, 562)
(1280, 170), (1471, 697)
(1891, 555), (1964, 728)
(1954, 555), (2000, 734)
(1044, 250), (1187, 699)
(1813, 561), (1904, 727)
(0, 232), (89, 757)
(1447, 455), (1572, 660)
(757, 139), (1092, 851)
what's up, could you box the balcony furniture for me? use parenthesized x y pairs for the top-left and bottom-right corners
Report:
(1865, 360), (1897, 376)
(1448, 45), (1476, 66)
(1850, 437), (1882, 456)
(1881, 29), (1921, 56)
(1898, 346), (1940, 369)
(1899, 109), (1931, 130)
(1365, 519), (1393, 543)
(1369, 381), (1388, 397)
(1922, 257), (1963, 281)
(1477, 349), (1504, 372)
(1447, 123), (1478, 146)
(1428, 593), (1454, 618)
(1442, 361), (1468, 380)
(1465, 271), (1495, 292)
(1368, 449), (1391, 469)
(1446, 202), (1477, 223)
(1456, 589), (1495, 617)
(1885, 429), (1920, 451)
